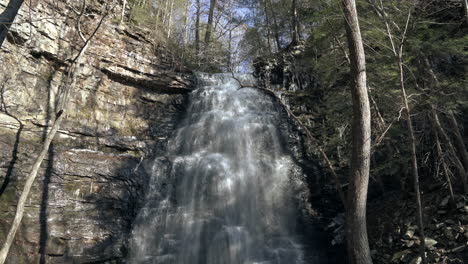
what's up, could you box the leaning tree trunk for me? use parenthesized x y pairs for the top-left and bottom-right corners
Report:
(448, 111), (468, 173)
(398, 57), (427, 264)
(422, 55), (468, 192)
(341, 0), (373, 263)
(0, 4), (110, 261)
(434, 127), (456, 205)
(431, 107), (468, 193)
(0, 111), (64, 264)
(0, 0), (25, 48)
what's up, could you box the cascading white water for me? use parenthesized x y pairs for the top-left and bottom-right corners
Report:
(128, 73), (321, 264)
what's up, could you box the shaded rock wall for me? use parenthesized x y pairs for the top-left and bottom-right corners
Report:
(254, 47), (347, 262)
(0, 0), (192, 263)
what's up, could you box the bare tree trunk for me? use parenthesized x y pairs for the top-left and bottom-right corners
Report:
(262, 0), (272, 54)
(395, 8), (427, 263)
(166, 0), (174, 38)
(195, 0), (201, 56)
(370, 2), (427, 261)
(267, 0), (281, 51)
(227, 30), (232, 71)
(182, 0), (190, 46)
(341, 0), (372, 263)
(398, 57), (427, 264)
(204, 0), (217, 46)
(0, 0), (25, 48)
(162, 0), (169, 26)
(155, 0), (162, 24)
(0, 111), (64, 264)
(291, 0), (300, 44)
(120, 0), (127, 24)
(462, 0), (468, 24)
(213, 5), (223, 34)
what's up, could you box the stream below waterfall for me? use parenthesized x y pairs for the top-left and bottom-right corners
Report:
(127, 73), (328, 264)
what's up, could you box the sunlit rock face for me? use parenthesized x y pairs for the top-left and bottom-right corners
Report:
(128, 73), (327, 264)
(0, 1), (192, 262)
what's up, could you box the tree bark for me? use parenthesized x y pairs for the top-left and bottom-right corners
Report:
(462, 0), (468, 24)
(396, 8), (427, 263)
(267, 0), (281, 51)
(166, 0), (174, 38)
(0, 0), (25, 48)
(195, 0), (201, 55)
(291, 0), (300, 44)
(399, 58), (427, 264)
(341, 0), (372, 263)
(204, 0), (216, 46)
(182, 0), (190, 46)
(262, 0), (272, 54)
(120, 0), (127, 23)
(227, 30), (232, 71)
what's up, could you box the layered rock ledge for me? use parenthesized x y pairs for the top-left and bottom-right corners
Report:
(0, 1), (192, 263)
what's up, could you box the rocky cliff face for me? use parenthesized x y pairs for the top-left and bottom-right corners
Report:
(0, 1), (192, 263)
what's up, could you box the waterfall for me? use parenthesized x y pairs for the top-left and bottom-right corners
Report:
(128, 73), (324, 264)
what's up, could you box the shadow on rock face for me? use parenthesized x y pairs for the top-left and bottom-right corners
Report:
(0, 83), (190, 264)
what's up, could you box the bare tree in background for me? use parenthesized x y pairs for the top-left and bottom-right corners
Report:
(204, 0), (217, 46)
(195, 0), (201, 55)
(0, 0), (25, 47)
(341, 0), (373, 263)
(290, 0), (300, 44)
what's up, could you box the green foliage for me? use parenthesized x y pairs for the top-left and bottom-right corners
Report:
(256, 0), (467, 193)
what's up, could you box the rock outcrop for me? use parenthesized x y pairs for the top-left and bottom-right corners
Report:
(0, 1), (192, 263)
